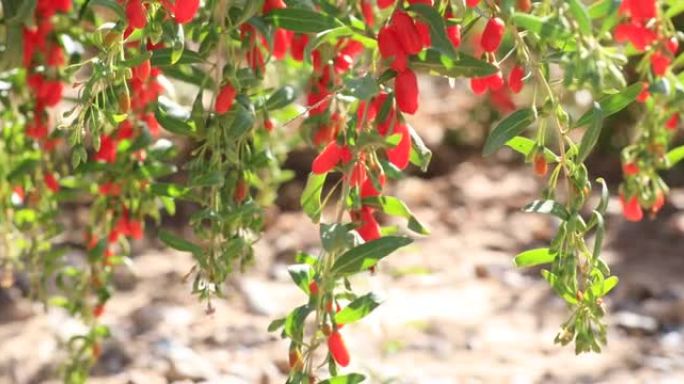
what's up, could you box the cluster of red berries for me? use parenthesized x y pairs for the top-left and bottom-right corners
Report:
(22, 0), (73, 194)
(123, 0), (199, 33)
(615, 0), (679, 222)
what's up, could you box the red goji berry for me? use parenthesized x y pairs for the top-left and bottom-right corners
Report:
(666, 36), (679, 55)
(390, 11), (423, 54)
(650, 51), (671, 77)
(395, 69), (419, 114)
(215, 83), (236, 114)
(173, 0), (200, 24)
(620, 193), (643, 222)
(44, 172), (60, 193)
(481, 18), (505, 53)
(386, 123), (411, 170)
(533, 152), (548, 177)
(312, 142), (345, 174)
(508, 65), (525, 94)
(377, 0), (396, 9)
(622, 162), (639, 176)
(126, 0), (147, 30)
(327, 331), (350, 367)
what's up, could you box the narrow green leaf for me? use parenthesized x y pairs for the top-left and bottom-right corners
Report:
(300, 173), (326, 223)
(265, 8), (342, 33)
(318, 374), (366, 384)
(159, 229), (203, 256)
(577, 102), (604, 163)
(408, 125), (432, 172)
(189, 171), (224, 187)
(331, 236), (412, 275)
(505, 136), (558, 162)
(511, 13), (567, 38)
(514, 248), (556, 268)
(522, 200), (570, 220)
(665, 145), (684, 168)
(335, 293), (383, 325)
(265, 86), (297, 110)
(588, 0), (620, 19)
(483, 108), (536, 156)
(288, 264), (313, 294)
(568, 0), (592, 35)
(363, 196), (430, 235)
(150, 48), (203, 66)
(410, 49), (498, 78)
(590, 276), (619, 297)
(150, 183), (188, 198)
(155, 106), (195, 136)
(409, 4), (456, 58)
(574, 82), (641, 127)
(267, 317), (285, 332)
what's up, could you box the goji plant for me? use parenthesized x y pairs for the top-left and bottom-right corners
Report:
(0, 0), (683, 383)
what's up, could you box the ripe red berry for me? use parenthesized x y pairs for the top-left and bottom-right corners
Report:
(126, 0), (147, 30)
(308, 281), (319, 296)
(377, 0), (396, 9)
(357, 206), (381, 241)
(395, 69), (419, 114)
(378, 26), (408, 72)
(446, 24), (461, 48)
(234, 178), (248, 203)
(508, 65), (525, 94)
(272, 28), (292, 60)
(481, 18), (505, 53)
(312, 142), (351, 174)
(360, 173), (386, 198)
(93, 304), (105, 318)
(622, 162), (639, 176)
(44, 172), (60, 193)
(215, 83), (236, 114)
(327, 331), (350, 367)
(666, 36), (679, 55)
(620, 193), (643, 222)
(94, 134), (118, 163)
(666, 114), (680, 130)
(361, 0), (374, 26)
(349, 161), (368, 187)
(533, 152), (548, 177)
(650, 51), (671, 77)
(262, 0), (286, 13)
(290, 34), (309, 61)
(173, 0), (200, 24)
(470, 77), (487, 95)
(466, 0), (481, 7)
(517, 0), (532, 11)
(386, 123), (411, 170)
(637, 82), (650, 102)
(132, 59), (151, 82)
(390, 11), (423, 55)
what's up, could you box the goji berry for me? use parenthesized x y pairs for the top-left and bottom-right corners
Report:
(395, 69), (419, 115)
(327, 331), (350, 367)
(481, 18), (505, 53)
(215, 83), (236, 114)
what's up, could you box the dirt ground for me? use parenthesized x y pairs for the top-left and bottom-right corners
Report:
(2, 79), (684, 384)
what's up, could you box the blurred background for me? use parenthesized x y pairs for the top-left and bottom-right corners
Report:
(1, 72), (684, 384)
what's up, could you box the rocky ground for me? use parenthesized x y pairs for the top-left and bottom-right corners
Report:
(2, 79), (684, 383)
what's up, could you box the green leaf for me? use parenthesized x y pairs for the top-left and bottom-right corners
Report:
(335, 293), (383, 325)
(189, 171), (224, 187)
(150, 48), (203, 66)
(665, 145), (684, 168)
(288, 264), (313, 294)
(409, 4), (456, 58)
(320, 223), (355, 253)
(483, 108), (536, 156)
(344, 74), (379, 101)
(541, 269), (578, 304)
(155, 106), (196, 136)
(267, 317), (285, 332)
(666, 1), (684, 18)
(567, 0), (592, 35)
(159, 230), (203, 256)
(300, 173), (326, 223)
(265, 8), (342, 33)
(522, 200), (570, 220)
(88, 0), (125, 20)
(574, 82), (641, 127)
(331, 236), (413, 275)
(410, 49), (498, 78)
(511, 13), (567, 39)
(284, 305), (312, 338)
(505, 136), (558, 162)
(265, 86), (297, 110)
(590, 276), (619, 297)
(576, 102), (604, 163)
(150, 183), (188, 198)
(588, 0), (620, 19)
(363, 196), (430, 235)
(318, 374), (366, 384)
(514, 248), (556, 268)
(408, 125), (432, 172)
(229, 102), (256, 137)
